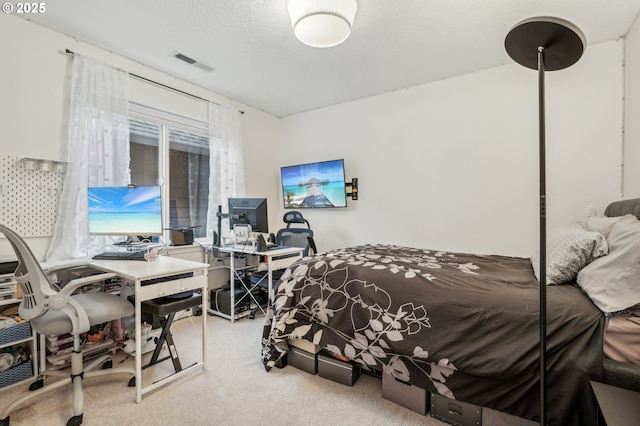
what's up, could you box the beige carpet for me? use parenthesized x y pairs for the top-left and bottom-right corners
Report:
(0, 312), (537, 425)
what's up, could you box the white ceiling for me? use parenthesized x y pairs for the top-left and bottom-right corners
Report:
(16, 0), (640, 117)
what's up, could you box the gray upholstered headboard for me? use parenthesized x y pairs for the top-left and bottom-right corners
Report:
(604, 198), (640, 219)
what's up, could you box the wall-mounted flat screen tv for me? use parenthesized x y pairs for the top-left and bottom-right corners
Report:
(281, 159), (347, 209)
(88, 186), (163, 235)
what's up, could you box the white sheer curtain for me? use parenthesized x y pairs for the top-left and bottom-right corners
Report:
(206, 103), (245, 240)
(188, 151), (209, 233)
(46, 54), (130, 261)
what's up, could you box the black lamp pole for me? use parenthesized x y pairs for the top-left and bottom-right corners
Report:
(538, 44), (548, 424)
(505, 17), (585, 425)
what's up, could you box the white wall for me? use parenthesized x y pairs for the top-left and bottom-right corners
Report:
(275, 41), (624, 257)
(0, 14), (282, 260)
(0, 13), (628, 261)
(624, 15), (640, 197)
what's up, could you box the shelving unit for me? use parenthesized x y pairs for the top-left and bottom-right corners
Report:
(209, 245), (304, 322)
(0, 273), (37, 390)
(208, 250), (265, 321)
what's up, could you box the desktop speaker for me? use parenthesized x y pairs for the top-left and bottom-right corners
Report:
(256, 234), (267, 252)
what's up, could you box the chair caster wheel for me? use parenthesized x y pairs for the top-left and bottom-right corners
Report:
(29, 379), (44, 391)
(128, 377), (136, 387)
(249, 312), (255, 320)
(67, 414), (83, 426)
(101, 360), (113, 369)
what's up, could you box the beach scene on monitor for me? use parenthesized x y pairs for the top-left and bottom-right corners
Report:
(88, 186), (162, 235)
(281, 159), (347, 208)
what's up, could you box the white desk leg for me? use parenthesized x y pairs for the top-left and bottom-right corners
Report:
(201, 270), (208, 369)
(38, 333), (45, 376)
(229, 255), (235, 323)
(267, 256), (273, 307)
(135, 279), (142, 403)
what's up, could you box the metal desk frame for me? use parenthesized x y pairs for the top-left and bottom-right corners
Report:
(211, 245), (304, 322)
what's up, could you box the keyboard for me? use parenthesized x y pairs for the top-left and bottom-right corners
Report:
(93, 250), (148, 261)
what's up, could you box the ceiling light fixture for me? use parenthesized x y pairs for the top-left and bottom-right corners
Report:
(287, 0), (358, 48)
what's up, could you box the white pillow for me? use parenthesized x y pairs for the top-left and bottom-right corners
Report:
(531, 221), (608, 285)
(586, 216), (620, 239)
(577, 214), (640, 313)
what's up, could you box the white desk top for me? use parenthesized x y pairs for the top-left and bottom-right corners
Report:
(217, 245), (304, 256)
(43, 255), (208, 281)
(91, 255), (208, 280)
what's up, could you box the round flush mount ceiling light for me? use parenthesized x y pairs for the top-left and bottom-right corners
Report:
(287, 0), (358, 48)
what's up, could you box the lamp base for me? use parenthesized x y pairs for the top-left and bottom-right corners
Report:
(505, 17), (586, 71)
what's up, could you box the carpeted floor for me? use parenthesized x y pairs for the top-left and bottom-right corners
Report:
(0, 312), (537, 425)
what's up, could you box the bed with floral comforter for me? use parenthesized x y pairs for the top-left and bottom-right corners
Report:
(262, 244), (604, 425)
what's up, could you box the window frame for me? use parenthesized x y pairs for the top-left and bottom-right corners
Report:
(128, 104), (211, 243)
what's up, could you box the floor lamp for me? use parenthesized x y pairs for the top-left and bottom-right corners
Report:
(504, 17), (586, 425)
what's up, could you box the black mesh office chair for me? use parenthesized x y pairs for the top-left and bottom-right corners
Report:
(274, 211), (317, 256)
(248, 211), (316, 319)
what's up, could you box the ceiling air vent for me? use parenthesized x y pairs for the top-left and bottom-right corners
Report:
(172, 51), (214, 72)
(174, 52), (196, 64)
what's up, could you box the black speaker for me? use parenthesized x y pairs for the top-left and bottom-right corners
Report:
(256, 234), (267, 252)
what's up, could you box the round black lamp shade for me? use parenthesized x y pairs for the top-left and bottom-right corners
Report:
(505, 16), (586, 71)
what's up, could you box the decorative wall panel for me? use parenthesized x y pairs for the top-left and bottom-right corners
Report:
(0, 155), (65, 237)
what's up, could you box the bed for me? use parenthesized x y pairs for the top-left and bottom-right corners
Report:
(262, 199), (640, 426)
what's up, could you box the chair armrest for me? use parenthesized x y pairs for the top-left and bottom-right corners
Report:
(47, 272), (117, 334)
(42, 260), (92, 276)
(56, 272), (118, 298)
(602, 358), (640, 393)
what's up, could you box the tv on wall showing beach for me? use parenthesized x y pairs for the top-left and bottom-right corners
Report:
(281, 159), (347, 209)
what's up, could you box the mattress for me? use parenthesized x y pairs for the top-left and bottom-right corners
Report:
(604, 307), (640, 365)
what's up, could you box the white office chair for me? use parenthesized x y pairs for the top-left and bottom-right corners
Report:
(0, 224), (135, 426)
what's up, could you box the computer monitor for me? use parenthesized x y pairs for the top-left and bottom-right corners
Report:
(228, 198), (268, 233)
(88, 186), (163, 236)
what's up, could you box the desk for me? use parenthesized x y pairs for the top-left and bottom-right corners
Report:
(44, 256), (208, 403)
(212, 246), (304, 322)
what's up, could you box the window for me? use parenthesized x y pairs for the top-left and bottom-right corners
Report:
(129, 118), (210, 239)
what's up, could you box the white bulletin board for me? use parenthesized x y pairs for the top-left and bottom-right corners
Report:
(0, 155), (66, 237)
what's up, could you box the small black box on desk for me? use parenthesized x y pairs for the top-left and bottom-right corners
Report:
(171, 228), (194, 246)
(431, 392), (482, 426)
(317, 351), (360, 386)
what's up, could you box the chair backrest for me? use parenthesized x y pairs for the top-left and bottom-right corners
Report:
(276, 211), (316, 256)
(282, 211), (309, 228)
(0, 225), (58, 321)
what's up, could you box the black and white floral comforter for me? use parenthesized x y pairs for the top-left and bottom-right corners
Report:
(262, 244), (605, 425)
